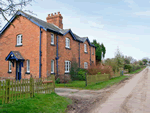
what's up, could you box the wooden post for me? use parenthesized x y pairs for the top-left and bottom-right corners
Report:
(6, 79), (10, 103)
(30, 78), (33, 98)
(32, 78), (34, 97)
(2, 81), (4, 104)
(85, 73), (87, 87)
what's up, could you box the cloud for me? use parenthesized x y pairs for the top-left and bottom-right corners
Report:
(124, 0), (136, 8)
(134, 11), (150, 16)
(88, 21), (104, 29)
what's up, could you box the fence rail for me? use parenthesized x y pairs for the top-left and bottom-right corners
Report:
(86, 74), (110, 86)
(0, 75), (55, 105)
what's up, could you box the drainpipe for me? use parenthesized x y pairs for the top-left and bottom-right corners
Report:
(90, 46), (91, 66)
(78, 42), (80, 68)
(56, 35), (59, 76)
(39, 27), (42, 78)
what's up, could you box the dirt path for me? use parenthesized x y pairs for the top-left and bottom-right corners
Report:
(91, 67), (149, 113)
(55, 69), (139, 113)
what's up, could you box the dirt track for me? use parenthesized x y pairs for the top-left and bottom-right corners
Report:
(56, 69), (138, 113)
(91, 67), (149, 113)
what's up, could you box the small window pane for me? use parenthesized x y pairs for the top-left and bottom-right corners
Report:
(84, 62), (88, 69)
(17, 34), (22, 45)
(84, 44), (87, 52)
(51, 60), (54, 73)
(51, 33), (54, 44)
(65, 61), (71, 72)
(66, 38), (70, 48)
(9, 61), (12, 72)
(27, 60), (30, 73)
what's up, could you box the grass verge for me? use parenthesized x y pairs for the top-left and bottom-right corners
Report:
(56, 75), (130, 90)
(129, 67), (146, 74)
(0, 92), (72, 113)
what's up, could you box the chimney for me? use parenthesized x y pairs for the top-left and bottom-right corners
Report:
(46, 12), (63, 29)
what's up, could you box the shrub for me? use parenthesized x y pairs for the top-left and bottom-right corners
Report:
(87, 64), (114, 78)
(124, 64), (132, 72)
(55, 78), (60, 84)
(77, 68), (86, 81)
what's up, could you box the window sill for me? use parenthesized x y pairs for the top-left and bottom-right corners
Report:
(84, 52), (88, 54)
(51, 44), (55, 46)
(15, 45), (22, 47)
(51, 73), (55, 75)
(65, 47), (71, 50)
(65, 72), (70, 74)
(8, 71), (12, 74)
(25, 72), (30, 74)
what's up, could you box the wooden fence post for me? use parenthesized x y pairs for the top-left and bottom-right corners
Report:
(30, 78), (33, 98)
(85, 73), (87, 87)
(32, 78), (34, 97)
(52, 75), (55, 92)
(6, 79), (10, 103)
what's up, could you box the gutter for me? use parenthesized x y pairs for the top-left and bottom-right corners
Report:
(78, 42), (80, 68)
(90, 46), (91, 66)
(39, 27), (42, 78)
(56, 35), (59, 76)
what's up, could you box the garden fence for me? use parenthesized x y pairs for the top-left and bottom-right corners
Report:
(86, 74), (110, 86)
(0, 75), (55, 105)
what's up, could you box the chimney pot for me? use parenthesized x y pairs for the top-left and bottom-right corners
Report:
(46, 12), (63, 29)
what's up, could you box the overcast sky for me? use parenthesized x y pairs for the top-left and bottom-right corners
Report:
(1, 0), (150, 61)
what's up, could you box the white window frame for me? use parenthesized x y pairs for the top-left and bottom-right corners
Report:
(65, 38), (70, 48)
(92, 47), (94, 55)
(84, 62), (88, 69)
(27, 60), (30, 73)
(65, 60), (71, 73)
(51, 33), (54, 45)
(84, 44), (87, 52)
(51, 60), (54, 73)
(8, 61), (12, 72)
(17, 34), (22, 46)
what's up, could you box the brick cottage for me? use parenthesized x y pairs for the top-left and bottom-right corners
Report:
(0, 11), (96, 80)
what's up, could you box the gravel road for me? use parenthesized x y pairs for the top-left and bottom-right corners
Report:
(91, 67), (149, 113)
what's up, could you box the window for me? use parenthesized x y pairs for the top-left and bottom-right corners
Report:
(84, 44), (87, 52)
(17, 34), (22, 46)
(65, 61), (71, 73)
(8, 61), (12, 72)
(27, 60), (30, 73)
(92, 47), (94, 55)
(65, 38), (70, 48)
(51, 60), (54, 73)
(51, 33), (54, 45)
(84, 62), (88, 69)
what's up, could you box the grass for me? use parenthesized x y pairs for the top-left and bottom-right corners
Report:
(56, 75), (130, 90)
(0, 92), (72, 113)
(129, 67), (146, 74)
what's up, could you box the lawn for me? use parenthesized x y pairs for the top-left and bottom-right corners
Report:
(0, 92), (72, 113)
(56, 75), (130, 90)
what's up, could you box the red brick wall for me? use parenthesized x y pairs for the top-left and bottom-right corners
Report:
(0, 15), (96, 79)
(0, 16), (40, 79)
(57, 33), (79, 75)
(46, 32), (57, 76)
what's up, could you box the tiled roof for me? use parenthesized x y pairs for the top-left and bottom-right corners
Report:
(0, 11), (95, 47)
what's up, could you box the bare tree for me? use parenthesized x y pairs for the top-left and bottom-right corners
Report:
(0, 0), (34, 26)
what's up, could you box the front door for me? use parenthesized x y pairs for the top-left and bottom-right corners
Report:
(16, 62), (21, 80)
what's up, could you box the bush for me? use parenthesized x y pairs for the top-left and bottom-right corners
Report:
(87, 64), (114, 78)
(124, 64), (132, 72)
(77, 68), (86, 81)
(55, 78), (60, 84)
